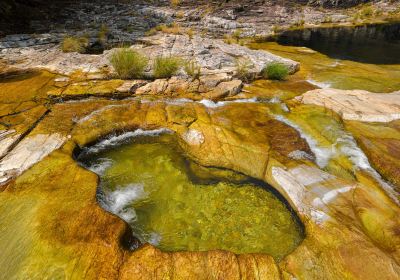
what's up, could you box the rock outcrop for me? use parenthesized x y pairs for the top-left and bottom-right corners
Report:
(297, 88), (400, 122)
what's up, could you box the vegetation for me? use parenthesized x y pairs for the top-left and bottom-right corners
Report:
(109, 48), (148, 79)
(170, 0), (181, 8)
(61, 36), (89, 53)
(235, 58), (253, 81)
(359, 5), (374, 18)
(261, 62), (289, 80)
(98, 24), (109, 45)
(232, 29), (242, 42)
(153, 56), (182, 78)
(184, 60), (201, 80)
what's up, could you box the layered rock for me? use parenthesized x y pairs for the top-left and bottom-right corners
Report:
(0, 92), (399, 279)
(297, 88), (400, 122)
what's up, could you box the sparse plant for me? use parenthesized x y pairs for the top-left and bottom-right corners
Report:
(61, 36), (89, 53)
(157, 22), (182, 34)
(185, 28), (195, 39)
(235, 58), (253, 82)
(176, 11), (185, 18)
(232, 29), (242, 42)
(170, 0), (181, 8)
(153, 56), (182, 78)
(271, 25), (280, 34)
(223, 34), (235, 44)
(109, 48), (148, 79)
(145, 28), (158, 36)
(292, 19), (305, 28)
(98, 24), (109, 45)
(184, 60), (201, 80)
(360, 5), (374, 18)
(322, 16), (332, 23)
(261, 62), (289, 81)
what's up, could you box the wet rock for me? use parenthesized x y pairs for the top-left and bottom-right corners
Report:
(201, 79), (243, 100)
(0, 133), (66, 185)
(297, 88), (400, 122)
(47, 80), (138, 100)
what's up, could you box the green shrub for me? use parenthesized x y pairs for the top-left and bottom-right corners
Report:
(262, 62), (289, 80)
(153, 56), (182, 78)
(184, 60), (201, 80)
(235, 58), (253, 81)
(109, 48), (148, 79)
(61, 36), (89, 53)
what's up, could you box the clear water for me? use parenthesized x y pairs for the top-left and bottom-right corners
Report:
(275, 23), (400, 64)
(77, 132), (304, 260)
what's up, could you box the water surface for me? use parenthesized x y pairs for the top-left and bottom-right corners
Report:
(275, 23), (400, 64)
(77, 131), (304, 260)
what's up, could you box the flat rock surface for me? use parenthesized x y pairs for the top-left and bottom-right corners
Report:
(0, 33), (299, 79)
(297, 88), (400, 122)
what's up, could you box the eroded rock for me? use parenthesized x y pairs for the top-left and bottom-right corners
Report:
(297, 88), (400, 122)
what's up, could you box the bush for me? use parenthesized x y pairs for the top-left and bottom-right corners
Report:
(262, 62), (289, 80)
(153, 56), (182, 79)
(184, 60), (201, 80)
(61, 36), (89, 53)
(109, 48), (148, 79)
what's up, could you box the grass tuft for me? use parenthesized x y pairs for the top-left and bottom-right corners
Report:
(184, 60), (201, 80)
(261, 62), (289, 80)
(153, 56), (182, 79)
(235, 58), (253, 82)
(109, 48), (148, 79)
(61, 36), (89, 53)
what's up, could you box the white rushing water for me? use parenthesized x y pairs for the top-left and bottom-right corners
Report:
(275, 115), (336, 168)
(98, 183), (147, 223)
(81, 128), (173, 155)
(275, 114), (399, 204)
(306, 79), (331, 89)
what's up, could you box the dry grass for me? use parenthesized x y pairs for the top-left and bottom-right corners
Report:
(61, 36), (89, 53)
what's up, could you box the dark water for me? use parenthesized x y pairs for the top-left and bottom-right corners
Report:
(275, 23), (400, 64)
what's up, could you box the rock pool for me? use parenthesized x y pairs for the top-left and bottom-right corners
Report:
(77, 131), (304, 260)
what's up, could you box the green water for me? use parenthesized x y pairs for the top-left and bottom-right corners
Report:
(78, 132), (304, 260)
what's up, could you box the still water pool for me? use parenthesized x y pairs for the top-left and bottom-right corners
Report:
(77, 131), (304, 260)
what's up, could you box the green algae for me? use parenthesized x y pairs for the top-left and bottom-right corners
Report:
(78, 133), (304, 260)
(249, 42), (400, 93)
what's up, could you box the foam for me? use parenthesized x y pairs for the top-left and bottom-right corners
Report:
(275, 115), (335, 168)
(86, 158), (114, 175)
(82, 128), (173, 155)
(306, 79), (331, 89)
(98, 183), (147, 223)
(198, 97), (259, 108)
